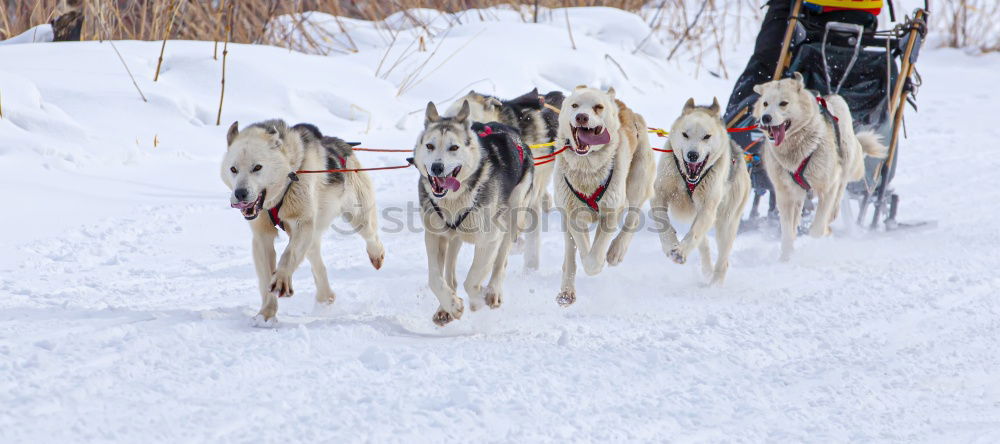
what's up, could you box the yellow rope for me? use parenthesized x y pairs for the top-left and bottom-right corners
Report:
(648, 127), (670, 138)
(528, 141), (555, 149)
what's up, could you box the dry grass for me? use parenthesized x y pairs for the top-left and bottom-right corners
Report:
(0, 1), (767, 78)
(1, 1), (738, 47)
(936, 0), (1000, 53)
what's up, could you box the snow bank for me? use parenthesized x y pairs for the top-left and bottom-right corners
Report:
(1, 6), (1000, 442)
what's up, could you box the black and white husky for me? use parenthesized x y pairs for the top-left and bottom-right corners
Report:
(415, 101), (535, 326)
(446, 88), (564, 270)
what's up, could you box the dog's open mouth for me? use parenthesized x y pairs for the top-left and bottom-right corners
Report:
(231, 191), (265, 220)
(427, 166), (462, 198)
(684, 159), (707, 182)
(571, 125), (611, 155)
(761, 120), (791, 147)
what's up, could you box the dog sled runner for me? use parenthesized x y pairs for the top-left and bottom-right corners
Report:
(727, 0), (931, 231)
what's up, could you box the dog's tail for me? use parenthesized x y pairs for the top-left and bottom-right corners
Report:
(857, 130), (888, 159)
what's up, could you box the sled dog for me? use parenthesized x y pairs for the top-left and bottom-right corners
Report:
(553, 86), (655, 306)
(753, 73), (887, 260)
(221, 120), (384, 327)
(446, 88), (564, 270)
(416, 101), (535, 326)
(652, 98), (750, 285)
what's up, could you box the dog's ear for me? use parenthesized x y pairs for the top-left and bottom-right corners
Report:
(606, 87), (616, 100)
(792, 72), (804, 90)
(753, 84), (764, 95)
(709, 97), (721, 115)
(682, 98), (696, 114)
(226, 121), (239, 147)
(486, 97), (503, 111)
(456, 100), (471, 123)
(425, 101), (440, 124)
(266, 124), (282, 148)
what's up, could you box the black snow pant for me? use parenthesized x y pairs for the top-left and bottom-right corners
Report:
(723, 0), (792, 149)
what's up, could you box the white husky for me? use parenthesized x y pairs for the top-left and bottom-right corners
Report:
(652, 98), (750, 285)
(553, 86), (655, 306)
(220, 120), (384, 327)
(753, 73), (887, 260)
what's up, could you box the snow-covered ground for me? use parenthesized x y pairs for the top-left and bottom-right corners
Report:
(2, 7), (999, 442)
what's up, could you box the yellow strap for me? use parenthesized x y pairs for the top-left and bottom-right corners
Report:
(528, 141), (555, 149)
(648, 128), (669, 138)
(806, 0), (882, 8)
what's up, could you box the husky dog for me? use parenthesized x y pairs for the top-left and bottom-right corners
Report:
(652, 98), (751, 285)
(753, 73), (887, 260)
(553, 86), (655, 306)
(415, 101), (535, 326)
(221, 120), (384, 327)
(446, 88), (564, 270)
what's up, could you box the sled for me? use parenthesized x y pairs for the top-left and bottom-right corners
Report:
(729, 0), (931, 232)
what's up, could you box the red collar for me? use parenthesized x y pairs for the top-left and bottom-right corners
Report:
(564, 168), (614, 212)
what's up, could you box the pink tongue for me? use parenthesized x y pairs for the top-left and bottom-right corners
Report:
(772, 124), (786, 147)
(442, 177), (461, 191)
(231, 201), (254, 210)
(578, 128), (611, 146)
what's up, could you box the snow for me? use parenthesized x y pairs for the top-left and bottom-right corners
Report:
(2, 6), (1000, 442)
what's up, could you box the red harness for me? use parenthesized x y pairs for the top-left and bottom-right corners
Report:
(787, 97), (839, 191)
(478, 125), (524, 164)
(565, 168), (614, 212)
(815, 97), (839, 122)
(268, 206), (285, 231)
(790, 154), (813, 191)
(267, 154), (350, 230)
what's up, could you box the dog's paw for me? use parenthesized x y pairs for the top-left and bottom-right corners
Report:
(249, 314), (278, 328)
(808, 224), (831, 238)
(432, 298), (464, 326)
(368, 242), (385, 270)
(581, 255), (605, 276)
(669, 245), (687, 264)
(484, 287), (503, 309)
(269, 271), (294, 298)
(556, 290), (576, 307)
(312, 300), (336, 317)
(468, 292), (485, 312)
(606, 237), (627, 266)
(708, 273), (725, 287)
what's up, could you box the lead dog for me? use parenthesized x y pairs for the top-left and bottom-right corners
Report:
(446, 88), (565, 270)
(415, 101), (534, 326)
(554, 86), (655, 306)
(652, 98), (750, 285)
(753, 73), (887, 260)
(221, 120), (384, 327)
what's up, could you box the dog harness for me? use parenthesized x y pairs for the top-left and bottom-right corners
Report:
(671, 155), (715, 197)
(429, 199), (475, 230)
(787, 97), (843, 191)
(790, 155), (814, 191)
(477, 124), (524, 164)
(267, 178), (295, 231)
(565, 168), (614, 212)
